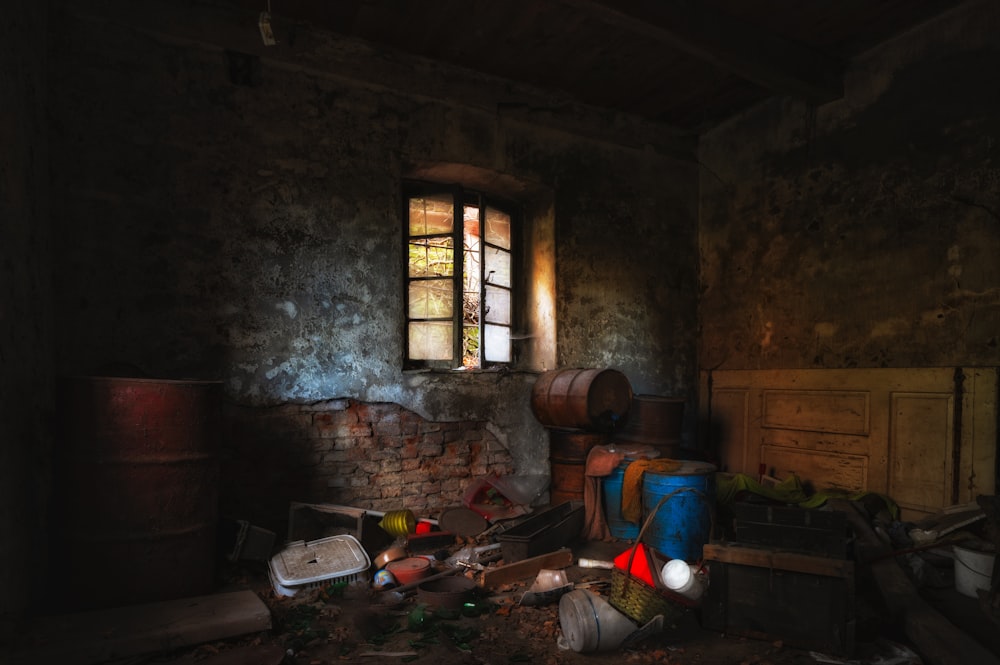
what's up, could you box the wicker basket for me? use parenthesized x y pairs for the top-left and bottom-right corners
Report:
(608, 491), (702, 625)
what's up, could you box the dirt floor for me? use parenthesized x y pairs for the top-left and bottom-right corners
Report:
(135, 539), (925, 665)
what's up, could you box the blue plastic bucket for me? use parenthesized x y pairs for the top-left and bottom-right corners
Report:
(602, 462), (639, 540)
(641, 461), (716, 562)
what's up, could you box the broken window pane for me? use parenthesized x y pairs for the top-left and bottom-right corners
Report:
(484, 285), (510, 325)
(485, 207), (510, 250)
(409, 195), (453, 236)
(484, 245), (510, 288)
(409, 321), (453, 360)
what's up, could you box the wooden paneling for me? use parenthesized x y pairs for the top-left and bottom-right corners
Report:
(700, 368), (997, 519)
(762, 444), (868, 493)
(889, 392), (953, 514)
(762, 390), (869, 435)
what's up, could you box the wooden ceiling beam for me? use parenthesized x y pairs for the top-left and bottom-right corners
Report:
(564, 0), (845, 105)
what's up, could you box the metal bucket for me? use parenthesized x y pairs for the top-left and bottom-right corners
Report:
(640, 461), (716, 562)
(531, 368), (632, 431)
(57, 376), (222, 609)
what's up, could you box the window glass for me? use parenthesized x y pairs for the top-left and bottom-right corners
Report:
(409, 195), (453, 236)
(405, 186), (516, 369)
(408, 321), (453, 360)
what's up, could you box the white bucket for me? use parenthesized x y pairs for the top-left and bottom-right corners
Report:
(953, 544), (995, 598)
(661, 559), (705, 601)
(558, 589), (639, 652)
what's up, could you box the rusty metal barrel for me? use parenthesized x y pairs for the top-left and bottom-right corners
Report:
(548, 428), (608, 505)
(57, 376), (222, 609)
(531, 368), (633, 432)
(612, 394), (685, 458)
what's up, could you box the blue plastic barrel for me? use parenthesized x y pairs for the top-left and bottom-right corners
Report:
(641, 461), (716, 562)
(602, 462), (639, 540)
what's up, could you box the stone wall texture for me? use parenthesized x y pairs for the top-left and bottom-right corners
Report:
(44, 0), (700, 499)
(698, 1), (1000, 372)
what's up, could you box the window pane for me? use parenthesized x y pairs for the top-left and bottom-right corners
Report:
(485, 207), (511, 250)
(484, 285), (511, 325)
(408, 279), (453, 319)
(483, 324), (511, 362)
(484, 246), (511, 288)
(409, 237), (454, 278)
(409, 195), (453, 236)
(462, 325), (480, 368)
(409, 321), (453, 360)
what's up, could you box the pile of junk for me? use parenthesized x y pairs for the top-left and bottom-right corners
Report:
(220, 467), (713, 656)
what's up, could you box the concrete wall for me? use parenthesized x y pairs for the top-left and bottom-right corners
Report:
(699, 0), (1000, 372)
(0, 1), (51, 638)
(44, 0), (700, 537)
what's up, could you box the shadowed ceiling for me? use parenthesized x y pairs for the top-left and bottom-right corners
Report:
(227, 0), (967, 135)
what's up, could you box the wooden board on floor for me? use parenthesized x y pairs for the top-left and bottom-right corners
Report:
(11, 590), (272, 665)
(479, 548), (574, 589)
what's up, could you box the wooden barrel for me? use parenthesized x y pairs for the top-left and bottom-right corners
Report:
(56, 376), (222, 610)
(613, 394), (685, 457)
(532, 368), (633, 431)
(549, 428), (607, 505)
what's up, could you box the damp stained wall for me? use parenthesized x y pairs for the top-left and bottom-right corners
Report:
(698, 0), (1000, 372)
(46, 0), (700, 481)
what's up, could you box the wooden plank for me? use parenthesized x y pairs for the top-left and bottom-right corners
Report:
(731, 504), (848, 558)
(761, 444), (868, 493)
(889, 392), (954, 514)
(762, 389), (870, 435)
(702, 543), (853, 578)
(479, 548), (574, 589)
(703, 559), (854, 655)
(11, 591), (272, 665)
(829, 499), (1000, 665)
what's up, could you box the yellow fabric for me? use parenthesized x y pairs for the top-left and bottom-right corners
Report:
(621, 458), (683, 523)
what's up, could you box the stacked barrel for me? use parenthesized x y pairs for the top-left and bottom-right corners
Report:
(531, 368), (633, 504)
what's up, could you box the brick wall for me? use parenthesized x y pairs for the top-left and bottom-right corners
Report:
(221, 399), (515, 533)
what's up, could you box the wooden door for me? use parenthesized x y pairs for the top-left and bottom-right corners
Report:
(699, 368), (997, 520)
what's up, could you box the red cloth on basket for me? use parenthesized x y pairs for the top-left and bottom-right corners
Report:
(613, 542), (656, 586)
(583, 445), (626, 542)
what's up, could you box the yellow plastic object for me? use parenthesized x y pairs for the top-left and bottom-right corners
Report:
(379, 509), (416, 537)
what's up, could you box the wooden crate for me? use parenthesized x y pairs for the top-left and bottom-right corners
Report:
(728, 503), (849, 558)
(702, 543), (856, 656)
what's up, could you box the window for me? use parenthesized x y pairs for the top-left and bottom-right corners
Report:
(404, 184), (516, 370)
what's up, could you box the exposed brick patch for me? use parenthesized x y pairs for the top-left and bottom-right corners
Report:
(220, 399), (515, 531)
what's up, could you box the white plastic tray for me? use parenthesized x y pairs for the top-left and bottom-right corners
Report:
(268, 534), (370, 595)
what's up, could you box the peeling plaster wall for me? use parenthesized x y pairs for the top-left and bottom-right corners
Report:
(699, 0), (1000, 371)
(0, 2), (51, 632)
(46, 0), (700, 494)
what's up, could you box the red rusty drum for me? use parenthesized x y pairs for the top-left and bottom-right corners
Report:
(57, 376), (222, 609)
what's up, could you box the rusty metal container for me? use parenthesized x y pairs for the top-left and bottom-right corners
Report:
(549, 428), (607, 505)
(57, 376), (222, 609)
(531, 368), (632, 431)
(613, 394), (685, 457)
